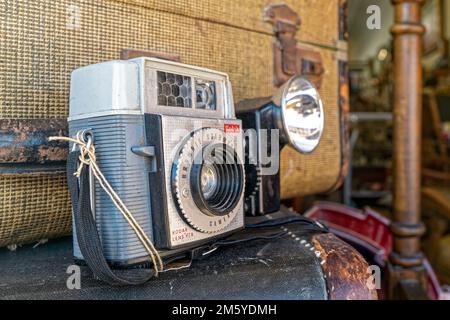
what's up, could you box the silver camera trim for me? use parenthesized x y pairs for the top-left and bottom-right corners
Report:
(68, 57), (236, 121)
(142, 59), (229, 119)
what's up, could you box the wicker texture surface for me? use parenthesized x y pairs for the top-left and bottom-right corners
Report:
(0, 173), (71, 247)
(113, 0), (339, 48)
(0, 0), (339, 119)
(0, 0), (344, 246)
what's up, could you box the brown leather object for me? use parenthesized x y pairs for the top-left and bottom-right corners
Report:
(313, 233), (378, 300)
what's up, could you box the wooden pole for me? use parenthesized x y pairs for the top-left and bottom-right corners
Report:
(389, 0), (428, 298)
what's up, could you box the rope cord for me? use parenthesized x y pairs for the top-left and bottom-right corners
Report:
(49, 134), (163, 275)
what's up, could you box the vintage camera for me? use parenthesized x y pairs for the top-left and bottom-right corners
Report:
(236, 76), (324, 216)
(68, 58), (245, 267)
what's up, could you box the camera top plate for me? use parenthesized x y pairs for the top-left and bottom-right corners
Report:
(69, 58), (236, 122)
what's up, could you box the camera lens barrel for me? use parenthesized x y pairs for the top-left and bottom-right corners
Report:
(190, 144), (244, 217)
(171, 128), (245, 233)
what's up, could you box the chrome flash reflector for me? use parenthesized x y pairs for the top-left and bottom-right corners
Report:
(280, 76), (324, 153)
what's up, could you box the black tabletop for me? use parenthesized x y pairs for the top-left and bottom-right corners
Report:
(0, 210), (328, 300)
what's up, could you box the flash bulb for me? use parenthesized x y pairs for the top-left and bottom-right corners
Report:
(277, 76), (324, 154)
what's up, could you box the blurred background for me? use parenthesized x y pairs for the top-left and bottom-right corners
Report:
(308, 0), (450, 287)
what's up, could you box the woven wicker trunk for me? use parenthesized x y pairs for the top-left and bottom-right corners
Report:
(0, 0), (348, 246)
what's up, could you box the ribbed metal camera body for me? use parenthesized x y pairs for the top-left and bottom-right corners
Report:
(69, 58), (245, 267)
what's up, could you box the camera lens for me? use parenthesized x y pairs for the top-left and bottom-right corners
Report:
(172, 128), (245, 233)
(200, 164), (219, 200)
(190, 144), (244, 217)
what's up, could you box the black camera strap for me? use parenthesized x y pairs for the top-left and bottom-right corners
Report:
(67, 151), (155, 286)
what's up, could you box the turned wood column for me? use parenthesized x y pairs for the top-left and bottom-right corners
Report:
(389, 0), (427, 292)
